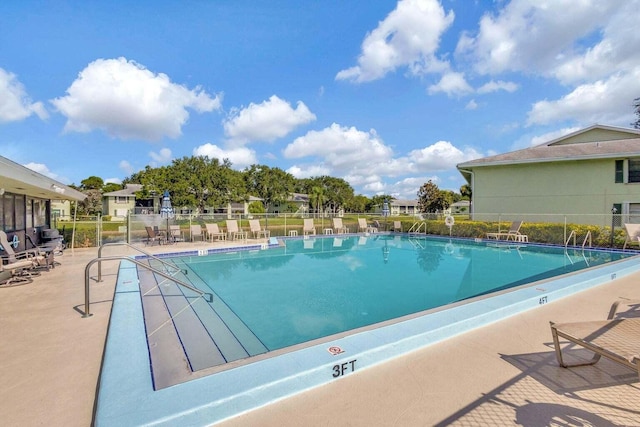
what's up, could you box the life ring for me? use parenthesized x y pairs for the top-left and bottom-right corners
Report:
(445, 215), (455, 227)
(11, 235), (19, 248)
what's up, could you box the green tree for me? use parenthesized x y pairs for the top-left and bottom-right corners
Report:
(102, 182), (123, 193)
(80, 176), (104, 190)
(347, 194), (370, 213)
(244, 165), (295, 220)
(309, 185), (325, 218)
(417, 180), (449, 213)
(370, 194), (392, 212)
(77, 189), (103, 216)
(460, 184), (472, 200)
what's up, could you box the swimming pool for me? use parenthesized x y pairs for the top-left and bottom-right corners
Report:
(95, 235), (640, 426)
(176, 235), (631, 353)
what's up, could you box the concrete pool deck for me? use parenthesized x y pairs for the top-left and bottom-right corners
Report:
(1, 240), (640, 426)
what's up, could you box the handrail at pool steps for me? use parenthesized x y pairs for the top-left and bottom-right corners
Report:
(96, 242), (186, 282)
(82, 255), (213, 318)
(408, 221), (426, 234)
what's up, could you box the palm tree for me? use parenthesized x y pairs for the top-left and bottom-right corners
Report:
(310, 186), (324, 218)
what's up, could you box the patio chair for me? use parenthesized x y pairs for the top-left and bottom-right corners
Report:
(205, 223), (226, 241)
(0, 230), (48, 268)
(486, 221), (526, 241)
(623, 223), (640, 249)
(393, 221), (402, 232)
(145, 226), (166, 246)
(226, 220), (247, 241)
(358, 218), (377, 233)
(332, 217), (349, 234)
(0, 258), (38, 287)
(249, 219), (270, 239)
(550, 300), (640, 378)
(169, 225), (184, 242)
(303, 218), (316, 236)
(190, 225), (205, 242)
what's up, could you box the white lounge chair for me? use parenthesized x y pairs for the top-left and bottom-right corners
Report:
(249, 219), (270, 239)
(303, 218), (316, 236)
(358, 218), (377, 233)
(623, 223), (640, 249)
(332, 217), (349, 234)
(205, 223), (226, 241)
(190, 225), (204, 242)
(0, 230), (49, 268)
(487, 221), (527, 242)
(226, 220), (247, 241)
(550, 300), (640, 378)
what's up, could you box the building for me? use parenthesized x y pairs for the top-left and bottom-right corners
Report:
(0, 155), (86, 251)
(103, 184), (148, 219)
(456, 125), (640, 226)
(390, 199), (419, 216)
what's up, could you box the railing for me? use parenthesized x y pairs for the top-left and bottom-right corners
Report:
(564, 230), (592, 249)
(82, 253), (212, 318)
(408, 221), (426, 234)
(95, 242), (185, 282)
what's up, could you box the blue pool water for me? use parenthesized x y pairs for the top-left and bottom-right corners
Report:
(179, 235), (632, 351)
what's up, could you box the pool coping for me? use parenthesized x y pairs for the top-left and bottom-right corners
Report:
(94, 238), (640, 426)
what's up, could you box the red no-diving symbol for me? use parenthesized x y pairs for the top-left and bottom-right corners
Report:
(327, 346), (344, 355)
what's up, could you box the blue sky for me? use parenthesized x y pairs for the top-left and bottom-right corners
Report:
(1, 0), (639, 199)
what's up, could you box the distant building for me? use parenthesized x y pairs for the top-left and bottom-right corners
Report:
(457, 124), (640, 226)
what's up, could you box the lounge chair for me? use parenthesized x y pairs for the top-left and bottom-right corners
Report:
(332, 217), (349, 234)
(145, 226), (166, 246)
(0, 258), (38, 287)
(358, 218), (377, 233)
(226, 220), (247, 241)
(169, 225), (183, 242)
(190, 225), (204, 242)
(205, 223), (226, 241)
(550, 300), (640, 378)
(249, 219), (270, 239)
(0, 230), (48, 268)
(393, 221), (402, 232)
(623, 223), (640, 249)
(486, 221), (527, 242)
(303, 218), (316, 236)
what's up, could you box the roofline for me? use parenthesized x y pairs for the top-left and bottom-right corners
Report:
(540, 124), (640, 147)
(0, 156), (86, 201)
(457, 150), (640, 169)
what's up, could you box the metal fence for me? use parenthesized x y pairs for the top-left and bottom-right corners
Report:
(54, 211), (630, 249)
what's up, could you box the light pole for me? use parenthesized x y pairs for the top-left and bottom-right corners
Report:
(610, 206), (618, 248)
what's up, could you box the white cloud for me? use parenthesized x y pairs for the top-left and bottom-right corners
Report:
(526, 70), (640, 127)
(0, 68), (48, 122)
(529, 127), (581, 147)
(409, 140), (482, 171)
(51, 57), (222, 141)
(284, 123), (393, 171)
(23, 162), (59, 179)
(223, 95), (316, 144)
(336, 0), (454, 83)
(149, 148), (172, 165)
(104, 177), (122, 184)
(286, 164), (332, 179)
(465, 99), (478, 110)
(477, 80), (518, 94)
(119, 160), (135, 175)
(456, 1), (621, 77)
(428, 72), (473, 96)
(192, 143), (257, 169)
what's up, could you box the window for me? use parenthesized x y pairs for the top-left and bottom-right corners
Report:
(615, 160), (624, 183)
(115, 196), (128, 204)
(15, 194), (25, 231)
(3, 193), (15, 231)
(629, 159), (640, 183)
(33, 199), (47, 227)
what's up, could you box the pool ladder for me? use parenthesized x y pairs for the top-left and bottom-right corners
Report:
(565, 230), (592, 249)
(81, 242), (212, 318)
(408, 221), (427, 234)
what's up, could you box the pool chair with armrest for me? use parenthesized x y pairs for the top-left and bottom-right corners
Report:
(0, 231), (49, 269)
(550, 299), (640, 378)
(145, 226), (166, 246)
(169, 225), (184, 242)
(332, 217), (349, 234)
(226, 220), (247, 241)
(0, 258), (38, 287)
(623, 223), (640, 250)
(205, 223), (226, 241)
(303, 218), (316, 236)
(486, 221), (526, 241)
(249, 219), (270, 239)
(190, 225), (205, 242)
(393, 221), (402, 232)
(358, 218), (377, 233)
